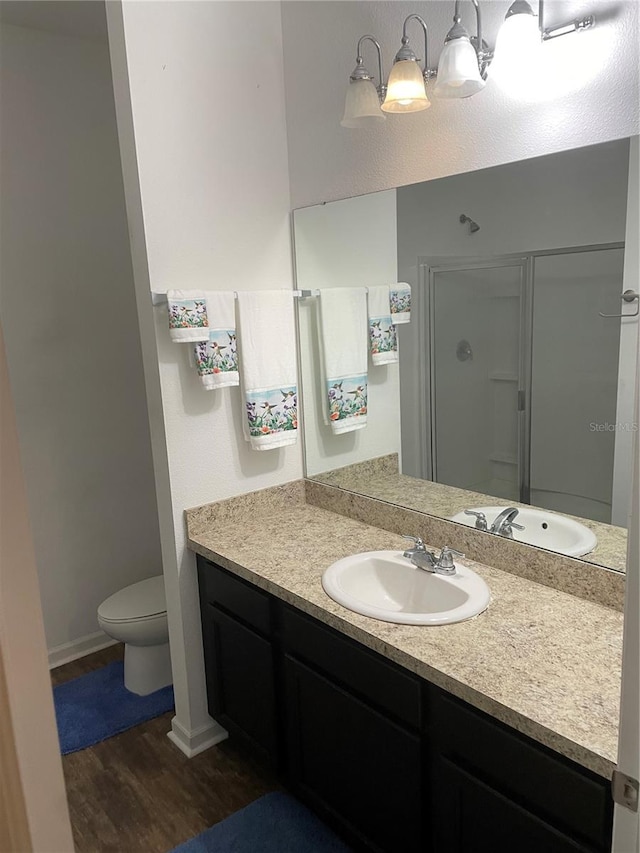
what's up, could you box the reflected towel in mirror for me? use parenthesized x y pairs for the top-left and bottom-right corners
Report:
(390, 283), (411, 324)
(368, 285), (398, 366)
(318, 287), (368, 435)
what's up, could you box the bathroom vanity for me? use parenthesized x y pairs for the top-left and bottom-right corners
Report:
(187, 482), (622, 853)
(197, 556), (612, 853)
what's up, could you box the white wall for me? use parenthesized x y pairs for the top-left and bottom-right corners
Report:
(282, 0), (639, 209)
(0, 21), (161, 660)
(295, 190), (400, 475)
(107, 0), (301, 756)
(396, 140), (631, 484)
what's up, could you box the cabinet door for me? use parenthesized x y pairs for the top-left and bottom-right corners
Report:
(202, 603), (277, 766)
(434, 758), (593, 853)
(284, 655), (422, 853)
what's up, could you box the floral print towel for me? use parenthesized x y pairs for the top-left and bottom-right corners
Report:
(369, 316), (398, 365)
(194, 330), (239, 389)
(390, 283), (411, 324)
(167, 290), (210, 342)
(327, 374), (368, 435)
(368, 285), (398, 366)
(245, 386), (298, 450)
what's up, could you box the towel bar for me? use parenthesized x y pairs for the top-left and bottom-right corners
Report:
(151, 288), (369, 306)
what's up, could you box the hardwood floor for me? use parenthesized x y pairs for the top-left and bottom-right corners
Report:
(52, 645), (280, 853)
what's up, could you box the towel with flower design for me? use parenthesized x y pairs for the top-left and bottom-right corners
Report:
(191, 293), (239, 389)
(327, 374), (368, 435)
(236, 290), (298, 451)
(246, 387), (298, 439)
(390, 283), (411, 324)
(194, 329), (239, 389)
(167, 290), (210, 342)
(368, 285), (398, 366)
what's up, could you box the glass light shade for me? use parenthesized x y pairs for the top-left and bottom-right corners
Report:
(381, 60), (430, 113)
(341, 78), (385, 127)
(490, 9), (541, 86)
(434, 36), (486, 99)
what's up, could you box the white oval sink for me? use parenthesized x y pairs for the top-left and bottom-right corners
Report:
(322, 551), (490, 626)
(449, 506), (597, 558)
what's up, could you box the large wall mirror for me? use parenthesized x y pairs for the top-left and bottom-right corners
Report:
(294, 138), (638, 575)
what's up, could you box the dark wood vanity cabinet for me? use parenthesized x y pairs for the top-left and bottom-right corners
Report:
(197, 561), (278, 767)
(197, 557), (613, 853)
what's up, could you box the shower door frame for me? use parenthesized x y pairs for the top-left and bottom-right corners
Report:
(420, 256), (531, 504)
(418, 241), (626, 506)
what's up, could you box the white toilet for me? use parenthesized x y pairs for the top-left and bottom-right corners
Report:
(97, 575), (172, 696)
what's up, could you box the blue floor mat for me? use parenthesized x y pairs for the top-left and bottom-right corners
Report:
(54, 660), (174, 755)
(170, 792), (352, 853)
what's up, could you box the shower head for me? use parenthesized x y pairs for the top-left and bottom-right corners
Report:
(460, 213), (480, 234)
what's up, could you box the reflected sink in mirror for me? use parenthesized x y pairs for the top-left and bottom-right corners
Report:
(322, 550), (491, 626)
(450, 506), (597, 558)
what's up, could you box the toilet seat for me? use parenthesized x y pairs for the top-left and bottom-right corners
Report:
(98, 575), (166, 624)
(98, 610), (166, 626)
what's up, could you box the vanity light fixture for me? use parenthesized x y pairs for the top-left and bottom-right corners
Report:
(341, 35), (387, 127)
(342, 0), (597, 125)
(434, 0), (491, 99)
(381, 15), (435, 113)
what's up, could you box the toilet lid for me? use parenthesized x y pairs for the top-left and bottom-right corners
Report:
(98, 575), (166, 623)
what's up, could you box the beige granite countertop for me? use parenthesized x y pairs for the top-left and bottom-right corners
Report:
(186, 481), (622, 780)
(314, 457), (628, 574)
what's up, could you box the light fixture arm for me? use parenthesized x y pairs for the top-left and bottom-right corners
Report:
(538, 0), (594, 40)
(351, 35), (387, 100)
(397, 14), (437, 80)
(450, 0), (493, 78)
(451, 0), (481, 52)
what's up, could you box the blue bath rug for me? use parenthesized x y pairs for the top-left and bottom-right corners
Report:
(54, 660), (174, 755)
(170, 792), (352, 853)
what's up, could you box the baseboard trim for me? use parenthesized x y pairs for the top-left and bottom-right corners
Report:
(48, 631), (118, 670)
(167, 715), (228, 758)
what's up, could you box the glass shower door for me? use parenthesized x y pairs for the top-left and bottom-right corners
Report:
(429, 261), (527, 502)
(530, 248), (625, 523)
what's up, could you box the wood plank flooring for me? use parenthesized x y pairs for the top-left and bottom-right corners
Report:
(52, 645), (279, 853)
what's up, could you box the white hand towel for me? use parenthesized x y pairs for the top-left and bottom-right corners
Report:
(167, 290), (210, 342)
(368, 285), (398, 366)
(318, 287), (368, 435)
(236, 290), (298, 451)
(193, 293), (239, 389)
(390, 282), (412, 324)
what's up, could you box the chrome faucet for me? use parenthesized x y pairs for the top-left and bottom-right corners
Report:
(402, 537), (464, 576)
(490, 507), (525, 539)
(402, 536), (436, 570)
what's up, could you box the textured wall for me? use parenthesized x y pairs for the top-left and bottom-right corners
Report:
(295, 189), (400, 476)
(110, 0), (300, 751)
(282, 0), (640, 209)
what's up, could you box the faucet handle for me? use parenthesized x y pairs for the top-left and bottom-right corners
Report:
(510, 521), (525, 531)
(436, 547), (465, 572)
(464, 510), (488, 531)
(402, 535), (425, 550)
